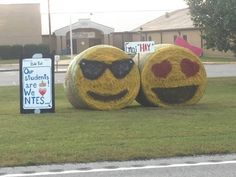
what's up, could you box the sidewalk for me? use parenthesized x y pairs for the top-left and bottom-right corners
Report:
(0, 59), (72, 73)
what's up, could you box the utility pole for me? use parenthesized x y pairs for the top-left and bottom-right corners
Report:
(48, 0), (52, 53)
(70, 16), (73, 60)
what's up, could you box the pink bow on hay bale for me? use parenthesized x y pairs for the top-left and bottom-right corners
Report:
(175, 37), (203, 57)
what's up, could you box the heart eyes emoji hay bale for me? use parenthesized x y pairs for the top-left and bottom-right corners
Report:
(134, 44), (207, 107)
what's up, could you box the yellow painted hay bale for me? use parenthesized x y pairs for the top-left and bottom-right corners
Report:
(134, 44), (207, 107)
(64, 45), (140, 110)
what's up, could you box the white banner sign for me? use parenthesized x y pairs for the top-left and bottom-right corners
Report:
(124, 41), (155, 54)
(21, 58), (53, 110)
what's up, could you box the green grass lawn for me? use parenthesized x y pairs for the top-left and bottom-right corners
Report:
(0, 77), (236, 167)
(0, 59), (20, 65)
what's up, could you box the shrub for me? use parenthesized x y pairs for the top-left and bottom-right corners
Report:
(0, 45), (11, 59)
(23, 44), (50, 58)
(23, 44), (40, 58)
(11, 45), (23, 59)
(0, 44), (50, 59)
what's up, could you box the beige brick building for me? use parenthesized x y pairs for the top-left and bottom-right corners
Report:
(53, 19), (114, 54)
(111, 8), (235, 58)
(0, 3), (42, 46)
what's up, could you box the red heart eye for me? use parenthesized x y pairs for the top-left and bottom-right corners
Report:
(151, 60), (172, 78)
(181, 59), (200, 77)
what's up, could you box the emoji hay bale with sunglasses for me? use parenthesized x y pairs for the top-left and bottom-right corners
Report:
(134, 44), (207, 107)
(64, 45), (140, 110)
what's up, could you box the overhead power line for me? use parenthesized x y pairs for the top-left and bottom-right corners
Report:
(40, 8), (180, 15)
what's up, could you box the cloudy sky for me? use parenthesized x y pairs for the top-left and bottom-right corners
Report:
(0, 0), (188, 34)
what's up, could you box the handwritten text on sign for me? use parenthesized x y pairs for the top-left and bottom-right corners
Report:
(124, 41), (155, 54)
(22, 58), (52, 109)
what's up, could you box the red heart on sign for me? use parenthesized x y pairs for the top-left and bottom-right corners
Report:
(151, 60), (172, 78)
(181, 58), (199, 77)
(39, 88), (47, 96)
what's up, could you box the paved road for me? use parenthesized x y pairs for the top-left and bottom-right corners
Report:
(1, 64), (236, 86)
(204, 63), (236, 77)
(1, 154), (236, 177)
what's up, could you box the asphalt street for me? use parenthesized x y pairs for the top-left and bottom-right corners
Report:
(1, 63), (236, 86)
(0, 154), (236, 177)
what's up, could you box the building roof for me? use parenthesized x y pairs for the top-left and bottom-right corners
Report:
(132, 8), (195, 32)
(54, 19), (114, 36)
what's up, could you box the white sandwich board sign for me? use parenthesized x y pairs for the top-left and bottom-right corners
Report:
(20, 56), (55, 114)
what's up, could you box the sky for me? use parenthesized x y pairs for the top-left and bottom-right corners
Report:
(0, 0), (188, 34)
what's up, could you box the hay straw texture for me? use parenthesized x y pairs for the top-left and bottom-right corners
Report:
(134, 44), (207, 107)
(64, 45), (140, 110)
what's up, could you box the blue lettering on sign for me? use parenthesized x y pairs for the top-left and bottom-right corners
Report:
(24, 89), (32, 96)
(24, 68), (34, 74)
(25, 83), (37, 89)
(25, 74), (49, 81)
(24, 97), (45, 105)
(23, 88), (35, 96)
(125, 46), (138, 54)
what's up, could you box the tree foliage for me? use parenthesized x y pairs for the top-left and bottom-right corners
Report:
(185, 0), (236, 54)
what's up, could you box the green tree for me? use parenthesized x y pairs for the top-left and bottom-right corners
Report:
(185, 0), (236, 54)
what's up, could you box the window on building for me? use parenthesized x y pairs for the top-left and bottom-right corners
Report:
(183, 35), (188, 41)
(174, 34), (188, 43)
(174, 35), (178, 43)
(148, 36), (152, 41)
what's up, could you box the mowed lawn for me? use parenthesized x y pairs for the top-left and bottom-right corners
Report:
(0, 77), (236, 167)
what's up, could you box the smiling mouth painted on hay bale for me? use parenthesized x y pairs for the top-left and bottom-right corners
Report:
(87, 89), (128, 102)
(151, 85), (198, 104)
